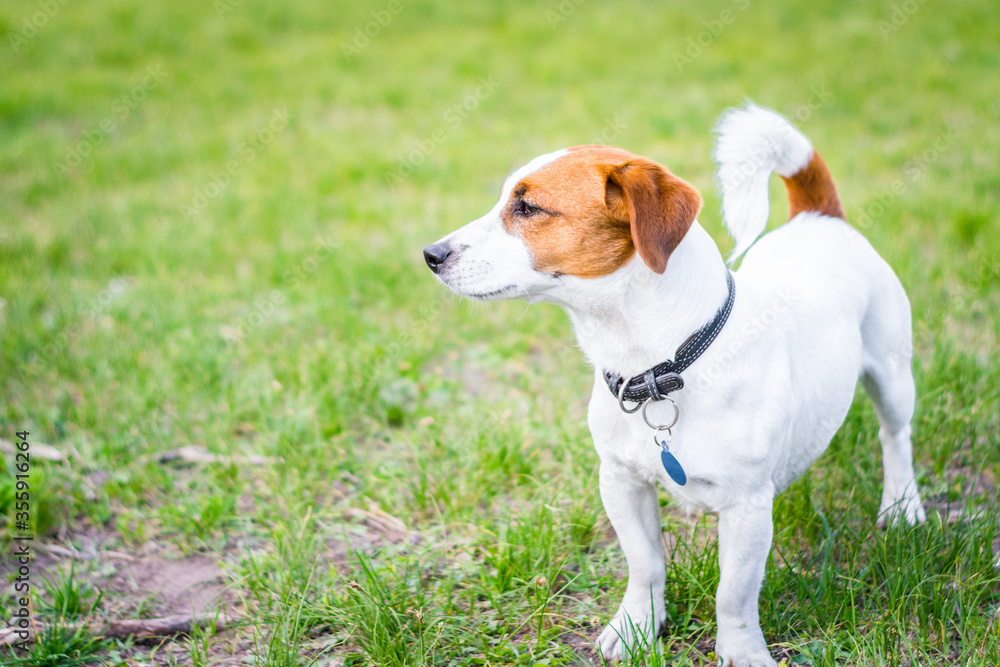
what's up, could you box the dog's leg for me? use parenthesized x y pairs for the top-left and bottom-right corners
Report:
(860, 274), (927, 527)
(595, 463), (666, 662)
(714, 495), (778, 667)
(862, 366), (927, 526)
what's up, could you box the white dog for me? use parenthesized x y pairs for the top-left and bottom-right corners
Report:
(423, 104), (926, 666)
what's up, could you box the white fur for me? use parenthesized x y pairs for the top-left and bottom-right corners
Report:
(426, 109), (925, 666)
(715, 103), (814, 262)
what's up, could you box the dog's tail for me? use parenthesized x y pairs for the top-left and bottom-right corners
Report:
(714, 103), (845, 262)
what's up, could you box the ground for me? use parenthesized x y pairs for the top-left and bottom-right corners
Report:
(0, 0), (999, 665)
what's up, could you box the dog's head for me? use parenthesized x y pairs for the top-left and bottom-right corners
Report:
(423, 146), (702, 302)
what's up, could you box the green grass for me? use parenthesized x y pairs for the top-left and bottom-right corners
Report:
(1, 0), (999, 664)
(11, 565), (108, 666)
(39, 563), (100, 620)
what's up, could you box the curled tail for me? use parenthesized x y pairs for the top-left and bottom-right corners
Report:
(714, 103), (845, 262)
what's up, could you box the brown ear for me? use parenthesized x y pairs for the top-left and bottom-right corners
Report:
(605, 158), (702, 274)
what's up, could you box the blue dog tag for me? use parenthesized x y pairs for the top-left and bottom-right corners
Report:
(659, 442), (687, 486)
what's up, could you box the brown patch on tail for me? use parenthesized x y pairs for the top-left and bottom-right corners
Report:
(780, 151), (845, 220)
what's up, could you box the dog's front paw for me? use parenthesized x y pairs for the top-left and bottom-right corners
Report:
(715, 653), (778, 667)
(715, 630), (777, 667)
(595, 606), (661, 663)
(878, 484), (926, 527)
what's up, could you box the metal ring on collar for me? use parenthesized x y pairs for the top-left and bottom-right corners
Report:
(617, 379), (645, 414)
(652, 424), (672, 447)
(642, 395), (679, 430)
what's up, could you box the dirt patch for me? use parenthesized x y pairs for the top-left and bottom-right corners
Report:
(103, 555), (227, 617)
(0, 524), (241, 664)
(924, 465), (998, 523)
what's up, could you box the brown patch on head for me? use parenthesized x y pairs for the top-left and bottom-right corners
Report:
(502, 147), (702, 277)
(780, 150), (845, 221)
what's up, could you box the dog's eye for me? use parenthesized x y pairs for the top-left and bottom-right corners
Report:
(515, 200), (541, 216)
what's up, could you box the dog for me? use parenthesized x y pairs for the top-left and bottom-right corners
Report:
(422, 104), (926, 666)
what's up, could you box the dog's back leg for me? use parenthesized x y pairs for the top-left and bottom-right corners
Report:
(860, 274), (927, 526)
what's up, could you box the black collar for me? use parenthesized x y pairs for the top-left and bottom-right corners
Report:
(603, 270), (736, 404)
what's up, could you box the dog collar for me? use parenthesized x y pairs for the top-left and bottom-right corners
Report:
(603, 270), (735, 486)
(603, 269), (736, 404)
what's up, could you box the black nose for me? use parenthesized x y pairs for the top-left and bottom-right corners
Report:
(423, 242), (452, 274)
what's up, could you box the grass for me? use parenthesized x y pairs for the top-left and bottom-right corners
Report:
(39, 563), (100, 620)
(0, 0), (998, 664)
(12, 565), (107, 666)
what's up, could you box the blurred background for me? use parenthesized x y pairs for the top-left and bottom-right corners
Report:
(1, 0), (998, 664)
